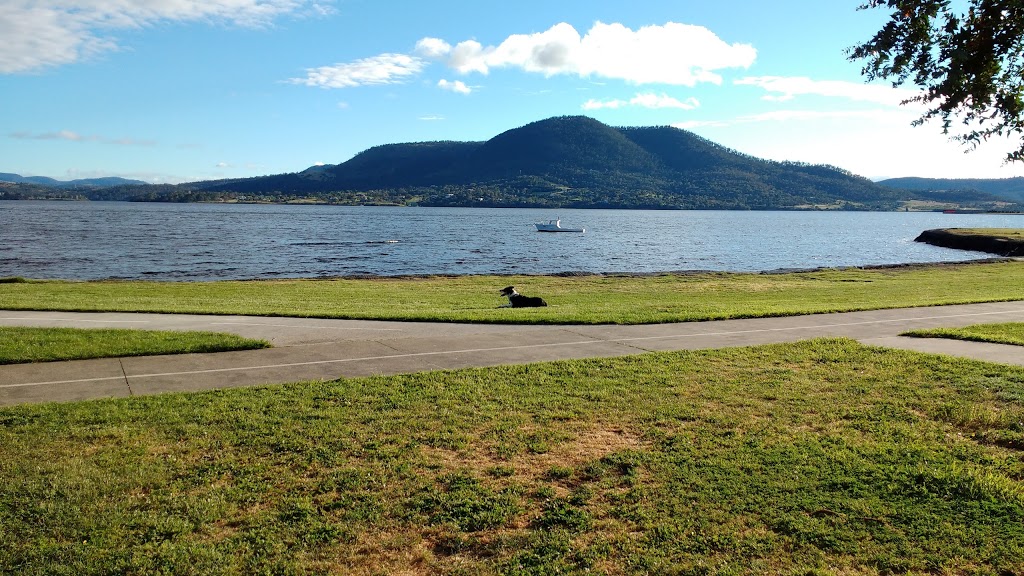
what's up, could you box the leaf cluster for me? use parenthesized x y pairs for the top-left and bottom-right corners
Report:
(850, 0), (1024, 162)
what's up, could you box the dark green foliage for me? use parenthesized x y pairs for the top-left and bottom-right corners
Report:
(533, 497), (593, 532)
(413, 473), (521, 532)
(468, 115), (661, 177)
(849, 1), (1024, 162)
(321, 140), (481, 188)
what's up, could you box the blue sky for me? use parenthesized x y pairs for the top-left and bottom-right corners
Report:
(3, 0), (1023, 184)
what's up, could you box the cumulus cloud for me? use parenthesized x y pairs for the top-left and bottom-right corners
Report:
(734, 76), (922, 107)
(433, 21), (755, 85)
(437, 79), (471, 94)
(0, 1), (332, 74)
(630, 93), (699, 109)
(415, 37), (452, 59)
(583, 93), (699, 110)
(582, 98), (628, 110)
(288, 54), (426, 88)
(291, 21), (753, 92)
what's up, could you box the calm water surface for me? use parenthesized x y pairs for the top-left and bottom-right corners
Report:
(1, 201), (1019, 281)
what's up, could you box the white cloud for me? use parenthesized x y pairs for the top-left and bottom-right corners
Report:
(418, 115), (444, 121)
(437, 79), (472, 94)
(288, 54), (426, 88)
(415, 37), (451, 59)
(583, 92), (699, 110)
(630, 93), (699, 109)
(734, 76), (922, 107)
(0, 1), (332, 74)
(582, 98), (627, 110)
(433, 21), (756, 85)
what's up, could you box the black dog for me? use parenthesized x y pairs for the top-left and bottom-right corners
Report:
(499, 286), (548, 308)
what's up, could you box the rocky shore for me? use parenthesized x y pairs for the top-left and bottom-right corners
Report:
(916, 228), (1024, 257)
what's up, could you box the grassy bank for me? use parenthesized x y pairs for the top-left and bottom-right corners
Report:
(2, 261), (1023, 324)
(905, 322), (1024, 347)
(946, 228), (1024, 240)
(2, 339), (1023, 574)
(0, 326), (270, 364)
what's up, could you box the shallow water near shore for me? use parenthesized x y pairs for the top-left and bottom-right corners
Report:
(1, 201), (1021, 281)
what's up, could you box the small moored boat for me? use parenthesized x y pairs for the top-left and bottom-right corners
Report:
(535, 218), (585, 233)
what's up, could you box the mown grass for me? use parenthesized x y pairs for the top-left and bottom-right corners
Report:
(904, 322), (1024, 347)
(2, 339), (1023, 574)
(2, 261), (1023, 324)
(0, 326), (270, 364)
(946, 228), (1024, 240)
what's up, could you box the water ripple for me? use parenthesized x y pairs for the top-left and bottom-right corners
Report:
(0, 202), (1011, 281)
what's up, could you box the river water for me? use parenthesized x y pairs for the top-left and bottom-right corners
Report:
(1, 201), (1019, 281)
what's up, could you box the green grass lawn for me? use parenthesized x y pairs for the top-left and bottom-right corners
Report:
(2, 261), (1023, 324)
(946, 228), (1024, 240)
(904, 322), (1024, 347)
(0, 326), (270, 364)
(2, 339), (1023, 574)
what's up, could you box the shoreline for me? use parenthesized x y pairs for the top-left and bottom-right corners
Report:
(916, 228), (1024, 257)
(5, 257), (1017, 284)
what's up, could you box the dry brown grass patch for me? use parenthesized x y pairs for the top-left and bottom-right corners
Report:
(329, 529), (438, 576)
(421, 425), (646, 483)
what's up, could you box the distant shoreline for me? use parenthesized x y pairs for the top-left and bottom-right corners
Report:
(3, 197), (1020, 214)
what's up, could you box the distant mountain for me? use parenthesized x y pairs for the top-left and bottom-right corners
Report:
(191, 115), (945, 210)
(4, 117), (1017, 210)
(880, 176), (1024, 203)
(0, 172), (147, 188)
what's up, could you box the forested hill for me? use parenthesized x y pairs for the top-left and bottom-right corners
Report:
(879, 176), (1024, 203)
(184, 115), (910, 209)
(3, 116), (1012, 210)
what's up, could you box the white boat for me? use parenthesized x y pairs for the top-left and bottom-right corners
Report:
(535, 218), (585, 233)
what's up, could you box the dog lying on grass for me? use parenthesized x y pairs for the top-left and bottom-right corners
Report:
(499, 286), (548, 308)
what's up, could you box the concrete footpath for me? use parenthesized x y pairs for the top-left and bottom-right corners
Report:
(2, 301), (1023, 406)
